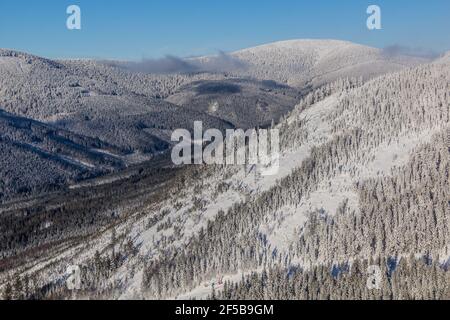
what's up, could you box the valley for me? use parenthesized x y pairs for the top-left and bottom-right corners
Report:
(0, 40), (448, 300)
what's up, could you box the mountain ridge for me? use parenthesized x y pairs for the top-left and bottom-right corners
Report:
(0, 53), (447, 299)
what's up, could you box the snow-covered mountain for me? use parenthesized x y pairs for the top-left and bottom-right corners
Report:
(196, 39), (428, 87)
(0, 49), (230, 152)
(0, 46), (447, 300)
(0, 109), (127, 202)
(436, 51), (450, 64)
(0, 40), (426, 203)
(0, 41), (448, 300)
(0, 50), (231, 202)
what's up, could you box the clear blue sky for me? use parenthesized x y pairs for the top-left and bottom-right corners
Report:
(0, 0), (449, 60)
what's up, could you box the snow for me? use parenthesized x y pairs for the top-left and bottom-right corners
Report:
(229, 39), (427, 87)
(123, 96), (339, 264)
(2, 42), (447, 300)
(0, 56), (30, 74)
(261, 127), (442, 253)
(175, 269), (262, 300)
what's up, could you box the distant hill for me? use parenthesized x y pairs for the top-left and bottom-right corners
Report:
(0, 109), (127, 202)
(0, 43), (448, 300)
(195, 39), (429, 87)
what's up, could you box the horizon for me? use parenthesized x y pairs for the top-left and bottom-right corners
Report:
(1, 38), (447, 63)
(0, 0), (449, 60)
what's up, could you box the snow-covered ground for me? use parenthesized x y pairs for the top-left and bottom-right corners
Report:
(1, 42), (447, 301)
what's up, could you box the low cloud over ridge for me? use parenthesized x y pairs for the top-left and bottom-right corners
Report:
(104, 51), (247, 74)
(382, 45), (441, 60)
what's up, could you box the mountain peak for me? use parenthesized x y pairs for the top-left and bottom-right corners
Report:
(235, 39), (371, 54)
(227, 39), (425, 87)
(0, 48), (63, 70)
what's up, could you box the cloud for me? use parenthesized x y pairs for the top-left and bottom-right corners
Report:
(104, 51), (247, 74)
(191, 51), (248, 73)
(382, 45), (441, 60)
(105, 55), (198, 74)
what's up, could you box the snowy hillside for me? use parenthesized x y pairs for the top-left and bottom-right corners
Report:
(166, 78), (302, 129)
(0, 49), (231, 155)
(1, 51), (447, 300)
(0, 109), (126, 202)
(196, 39), (428, 87)
(436, 51), (450, 64)
(1, 40), (425, 203)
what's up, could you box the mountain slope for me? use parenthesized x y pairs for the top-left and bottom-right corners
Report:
(138, 56), (449, 299)
(166, 78), (302, 129)
(3, 41), (409, 202)
(99, 40), (427, 131)
(1, 54), (447, 300)
(0, 41), (426, 155)
(0, 109), (126, 202)
(0, 49), (232, 153)
(436, 51), (450, 64)
(196, 39), (429, 87)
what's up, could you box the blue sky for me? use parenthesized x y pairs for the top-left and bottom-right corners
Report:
(0, 0), (449, 60)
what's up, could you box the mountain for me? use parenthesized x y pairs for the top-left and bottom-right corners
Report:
(0, 40), (427, 147)
(0, 49), (235, 202)
(196, 39), (429, 87)
(0, 109), (129, 203)
(0, 47), (447, 300)
(134, 59), (449, 299)
(436, 51), (450, 64)
(1, 40), (423, 203)
(166, 78), (302, 129)
(0, 49), (232, 154)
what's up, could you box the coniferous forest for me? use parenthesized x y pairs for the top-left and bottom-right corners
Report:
(0, 40), (449, 300)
